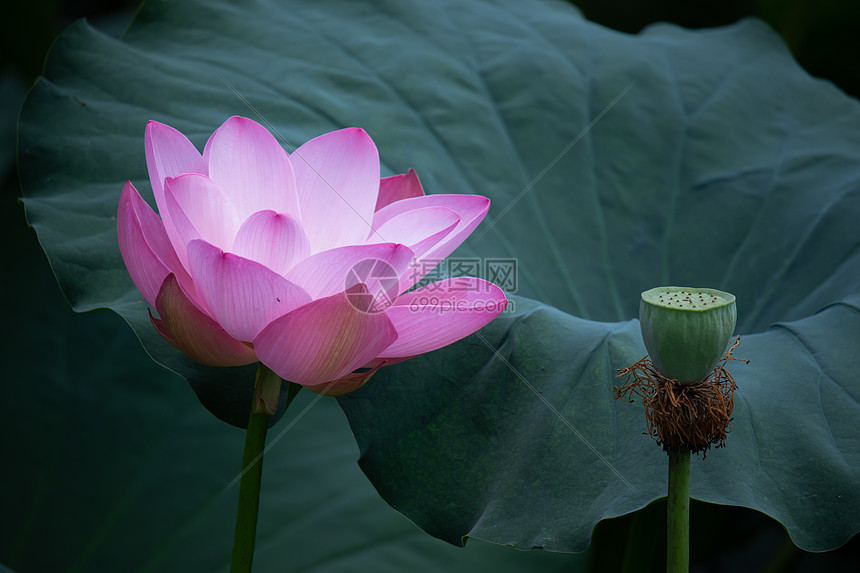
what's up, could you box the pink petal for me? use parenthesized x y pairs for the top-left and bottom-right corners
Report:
(204, 116), (300, 221)
(187, 240), (312, 342)
(303, 362), (384, 396)
(254, 284), (397, 387)
(163, 174), (241, 267)
(292, 128), (380, 253)
(150, 273), (258, 366)
(284, 243), (414, 302)
(144, 121), (207, 237)
(377, 278), (507, 359)
(375, 168), (425, 211)
(231, 210), (310, 275)
(117, 181), (190, 306)
(368, 205), (459, 260)
(373, 194), (490, 287)
(301, 357), (408, 395)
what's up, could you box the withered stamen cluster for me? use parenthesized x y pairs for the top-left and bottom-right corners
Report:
(614, 336), (747, 456)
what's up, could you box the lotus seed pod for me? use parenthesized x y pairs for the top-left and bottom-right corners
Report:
(639, 286), (737, 384)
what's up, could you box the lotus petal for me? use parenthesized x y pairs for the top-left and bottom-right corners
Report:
(188, 239), (312, 341)
(254, 284), (397, 386)
(292, 128), (380, 253)
(204, 116), (300, 221)
(150, 273), (258, 366)
(379, 278), (507, 358)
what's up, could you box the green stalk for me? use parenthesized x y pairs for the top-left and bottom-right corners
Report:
(230, 365), (299, 573)
(230, 406), (269, 573)
(666, 448), (691, 573)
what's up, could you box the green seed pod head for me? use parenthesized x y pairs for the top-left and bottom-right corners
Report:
(639, 286), (737, 383)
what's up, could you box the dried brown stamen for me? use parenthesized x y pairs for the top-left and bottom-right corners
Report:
(614, 336), (747, 456)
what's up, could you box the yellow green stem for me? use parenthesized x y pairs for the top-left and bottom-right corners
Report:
(230, 365), (299, 573)
(667, 448), (691, 573)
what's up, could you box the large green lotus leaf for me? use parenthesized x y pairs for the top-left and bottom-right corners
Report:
(16, 0), (860, 556)
(0, 193), (576, 571)
(341, 294), (860, 553)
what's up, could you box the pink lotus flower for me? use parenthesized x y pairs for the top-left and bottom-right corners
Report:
(117, 116), (507, 395)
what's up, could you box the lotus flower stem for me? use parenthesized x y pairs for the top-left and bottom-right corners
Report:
(230, 407), (268, 573)
(666, 447), (691, 573)
(230, 364), (295, 573)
